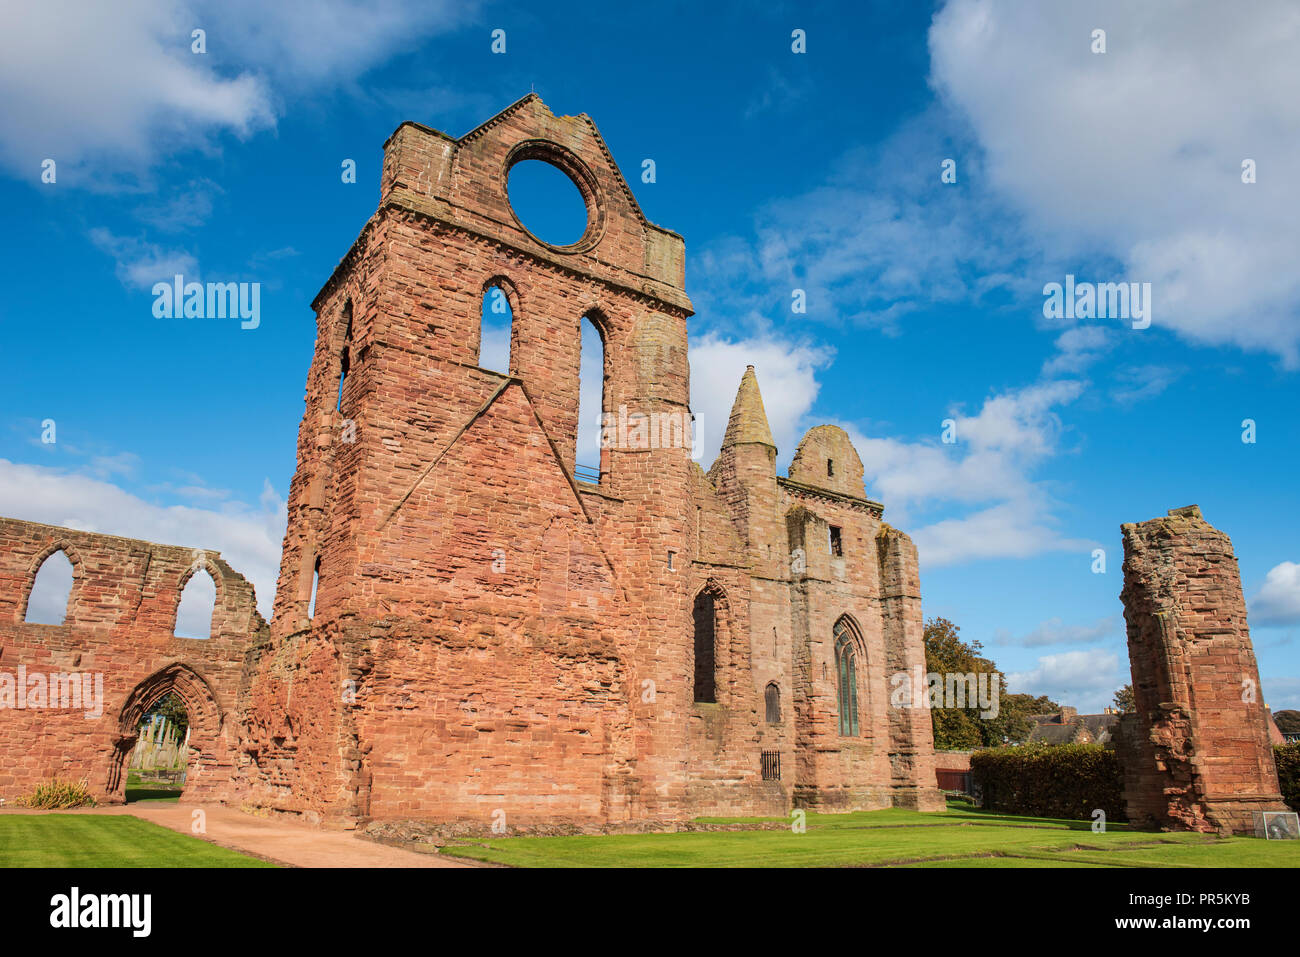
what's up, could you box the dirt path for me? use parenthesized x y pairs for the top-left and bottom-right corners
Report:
(9, 804), (475, 868)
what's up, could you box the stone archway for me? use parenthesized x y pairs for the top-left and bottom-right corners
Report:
(108, 663), (225, 803)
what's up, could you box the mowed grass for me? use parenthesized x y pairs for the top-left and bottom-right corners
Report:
(0, 815), (276, 867)
(439, 803), (1300, 868)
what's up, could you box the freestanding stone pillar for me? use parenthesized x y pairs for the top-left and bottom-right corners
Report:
(1114, 505), (1288, 834)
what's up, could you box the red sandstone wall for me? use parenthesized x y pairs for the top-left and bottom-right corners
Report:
(242, 95), (940, 829)
(0, 518), (263, 805)
(1116, 506), (1287, 834)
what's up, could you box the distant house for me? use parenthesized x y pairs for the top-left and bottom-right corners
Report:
(1026, 706), (1120, 746)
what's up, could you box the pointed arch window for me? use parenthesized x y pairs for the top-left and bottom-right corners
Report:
(175, 568), (217, 640)
(693, 588), (717, 703)
(25, 548), (74, 624)
(835, 618), (860, 736)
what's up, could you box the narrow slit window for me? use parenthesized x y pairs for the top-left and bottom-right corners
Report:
(829, 525), (843, 557)
(308, 557), (320, 620)
(337, 301), (353, 413)
(576, 313), (605, 483)
(479, 284), (514, 374)
(693, 589), (717, 703)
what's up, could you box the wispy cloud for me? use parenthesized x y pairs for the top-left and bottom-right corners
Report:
(0, 458), (284, 617)
(89, 228), (197, 290)
(1006, 648), (1127, 713)
(0, 0), (477, 186)
(929, 0), (1300, 365)
(995, 615), (1120, 648)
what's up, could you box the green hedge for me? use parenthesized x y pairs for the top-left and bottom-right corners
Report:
(971, 743), (1126, 822)
(1277, 744), (1300, 813)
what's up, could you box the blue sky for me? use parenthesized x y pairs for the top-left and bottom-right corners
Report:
(1, 0), (1297, 712)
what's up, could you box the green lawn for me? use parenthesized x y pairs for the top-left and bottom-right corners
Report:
(0, 815), (276, 867)
(125, 770), (184, 804)
(438, 803), (1300, 868)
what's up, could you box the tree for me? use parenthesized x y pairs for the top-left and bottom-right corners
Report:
(143, 693), (189, 740)
(1273, 710), (1300, 734)
(922, 617), (1059, 750)
(1112, 684), (1135, 714)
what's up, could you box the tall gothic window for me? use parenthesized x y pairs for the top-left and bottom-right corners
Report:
(835, 618), (859, 736)
(693, 589), (717, 703)
(575, 313), (605, 483)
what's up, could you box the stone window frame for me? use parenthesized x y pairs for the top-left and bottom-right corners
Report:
(834, 615), (865, 737)
(335, 297), (354, 414)
(478, 275), (522, 376)
(17, 539), (84, 625)
(172, 558), (226, 641)
(577, 305), (612, 484)
(691, 579), (731, 705)
(500, 139), (607, 255)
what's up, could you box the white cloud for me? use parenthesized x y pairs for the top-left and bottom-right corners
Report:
(1041, 326), (1113, 376)
(89, 229), (198, 290)
(1110, 363), (1182, 405)
(843, 378), (1091, 565)
(1006, 648), (1127, 713)
(0, 0), (475, 184)
(0, 2), (273, 182)
(995, 615), (1120, 648)
(0, 459), (284, 618)
(1262, 675), (1300, 712)
(929, 0), (1300, 364)
(691, 113), (1036, 334)
(689, 332), (833, 469)
(1252, 561), (1300, 627)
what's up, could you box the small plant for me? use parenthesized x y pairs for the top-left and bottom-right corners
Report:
(15, 778), (98, 809)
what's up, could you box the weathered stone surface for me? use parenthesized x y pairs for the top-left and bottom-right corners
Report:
(1114, 505), (1288, 834)
(243, 95), (942, 826)
(0, 518), (265, 805)
(1, 95), (943, 828)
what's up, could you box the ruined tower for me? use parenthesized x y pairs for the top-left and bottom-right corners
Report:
(230, 95), (941, 827)
(1115, 505), (1288, 834)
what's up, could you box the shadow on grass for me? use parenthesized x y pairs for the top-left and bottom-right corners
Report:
(125, 787), (183, 804)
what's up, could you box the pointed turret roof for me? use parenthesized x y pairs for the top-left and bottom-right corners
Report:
(722, 365), (776, 450)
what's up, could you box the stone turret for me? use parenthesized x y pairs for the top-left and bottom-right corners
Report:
(708, 366), (782, 577)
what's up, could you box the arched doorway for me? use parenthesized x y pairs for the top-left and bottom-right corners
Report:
(108, 664), (223, 804)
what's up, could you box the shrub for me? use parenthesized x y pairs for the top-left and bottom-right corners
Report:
(971, 743), (1125, 822)
(1276, 743), (1300, 813)
(15, 778), (98, 809)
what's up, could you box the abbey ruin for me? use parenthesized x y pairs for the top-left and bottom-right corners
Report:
(0, 98), (1284, 835)
(0, 96), (943, 826)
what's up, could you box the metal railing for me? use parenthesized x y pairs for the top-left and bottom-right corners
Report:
(574, 463), (601, 484)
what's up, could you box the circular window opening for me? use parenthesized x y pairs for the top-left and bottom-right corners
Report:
(507, 159), (591, 248)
